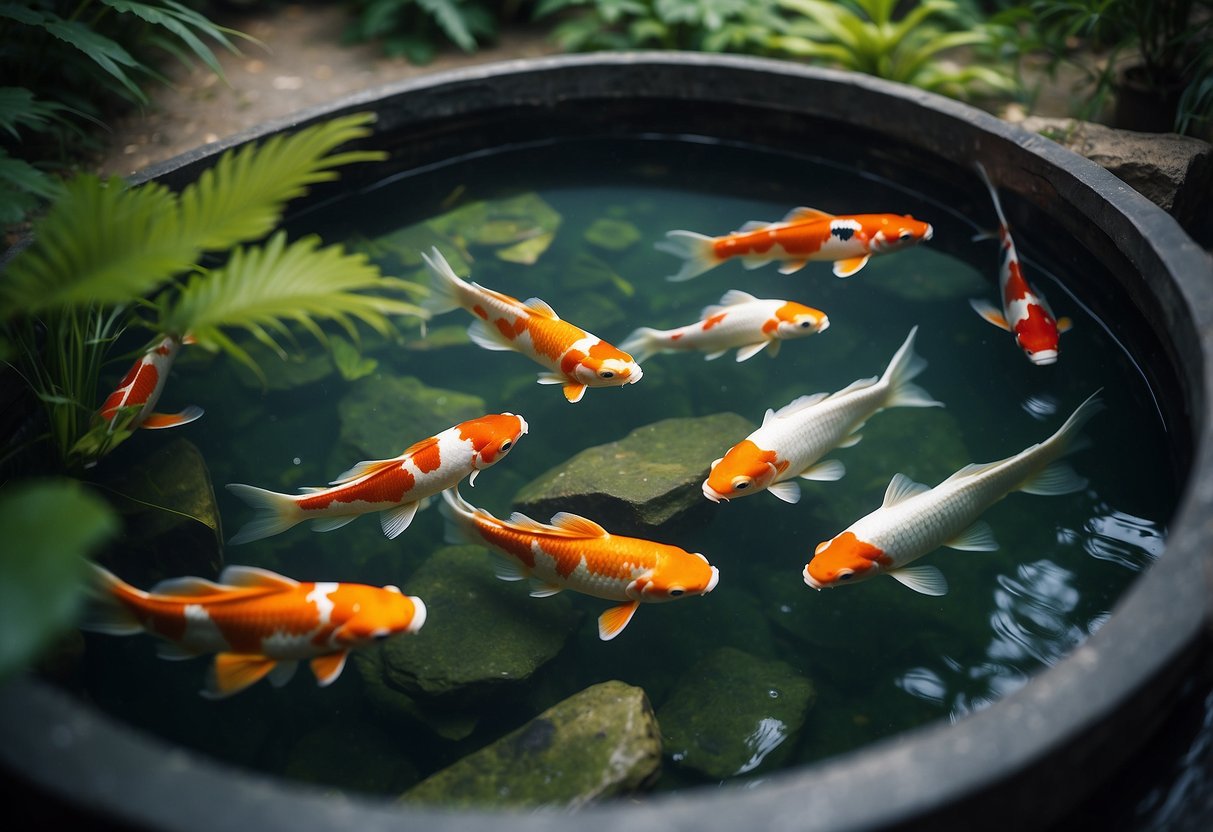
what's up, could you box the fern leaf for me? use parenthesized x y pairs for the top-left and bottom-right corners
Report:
(102, 1), (251, 78)
(0, 175), (192, 317)
(157, 231), (426, 365)
(177, 112), (386, 252)
(417, 0), (478, 52)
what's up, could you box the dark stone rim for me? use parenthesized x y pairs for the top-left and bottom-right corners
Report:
(4, 52), (1212, 832)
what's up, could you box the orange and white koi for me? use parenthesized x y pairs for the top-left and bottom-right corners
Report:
(440, 488), (719, 640)
(969, 163), (1072, 365)
(80, 563), (426, 698)
(804, 392), (1102, 596)
(658, 207), (934, 282)
(97, 334), (202, 430)
(619, 289), (829, 363)
(703, 327), (942, 505)
(225, 413), (528, 545)
(421, 248), (642, 403)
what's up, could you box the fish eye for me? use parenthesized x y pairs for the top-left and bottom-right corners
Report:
(669, 588), (685, 597)
(838, 571), (854, 581)
(899, 231), (911, 240)
(799, 320), (812, 328)
(374, 633), (391, 641)
(598, 370), (615, 379)
(732, 478), (750, 490)
(500, 440), (512, 452)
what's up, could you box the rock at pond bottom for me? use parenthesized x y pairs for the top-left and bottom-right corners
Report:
(402, 681), (661, 809)
(512, 412), (755, 536)
(355, 545), (579, 739)
(658, 647), (815, 780)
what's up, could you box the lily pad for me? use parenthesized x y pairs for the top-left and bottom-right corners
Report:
(584, 217), (641, 251)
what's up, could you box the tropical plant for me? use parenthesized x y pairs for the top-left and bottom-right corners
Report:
(769, 0), (1018, 99)
(343, 0), (530, 63)
(0, 1), (249, 224)
(535, 0), (788, 52)
(0, 113), (426, 472)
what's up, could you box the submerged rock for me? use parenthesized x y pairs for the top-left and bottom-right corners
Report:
(657, 647), (815, 780)
(513, 412), (755, 536)
(334, 373), (486, 464)
(94, 437), (222, 586)
(402, 680), (661, 808)
(355, 545), (579, 739)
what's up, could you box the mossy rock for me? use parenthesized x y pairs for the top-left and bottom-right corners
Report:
(401, 680), (660, 809)
(657, 647), (815, 780)
(355, 545), (579, 737)
(282, 719), (420, 795)
(513, 412), (756, 536)
(334, 373), (486, 464)
(863, 246), (986, 302)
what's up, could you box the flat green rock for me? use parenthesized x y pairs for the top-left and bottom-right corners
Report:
(512, 412), (755, 536)
(402, 680), (661, 809)
(657, 647), (815, 780)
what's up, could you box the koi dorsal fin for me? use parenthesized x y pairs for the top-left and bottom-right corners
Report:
(784, 206), (834, 224)
(217, 565), (299, 592)
(506, 511), (555, 534)
(523, 296), (559, 319)
(882, 473), (931, 508)
(330, 456), (404, 485)
(764, 392), (829, 425)
(701, 289), (760, 319)
(149, 576), (227, 597)
(549, 511), (609, 538)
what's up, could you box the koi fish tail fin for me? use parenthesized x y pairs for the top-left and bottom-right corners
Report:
(656, 231), (719, 282)
(78, 564), (145, 635)
(618, 327), (662, 363)
(880, 325), (944, 409)
(973, 162), (1010, 229)
(420, 247), (469, 317)
(438, 487), (479, 545)
(1049, 390), (1105, 457)
(225, 484), (303, 545)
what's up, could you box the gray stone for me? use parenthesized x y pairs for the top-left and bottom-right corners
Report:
(401, 680), (661, 808)
(657, 647), (814, 780)
(354, 545), (579, 738)
(334, 373), (486, 464)
(513, 412), (756, 536)
(1021, 116), (1212, 234)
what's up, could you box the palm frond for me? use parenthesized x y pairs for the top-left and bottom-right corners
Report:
(157, 231), (426, 377)
(102, 1), (253, 77)
(177, 113), (387, 252)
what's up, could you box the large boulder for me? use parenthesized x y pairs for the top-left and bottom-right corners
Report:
(401, 680), (661, 808)
(657, 647), (815, 780)
(354, 545), (580, 740)
(512, 412), (756, 536)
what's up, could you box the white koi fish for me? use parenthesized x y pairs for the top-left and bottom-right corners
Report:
(619, 289), (829, 363)
(703, 326), (942, 505)
(440, 488), (719, 640)
(421, 248), (642, 403)
(804, 392), (1102, 596)
(225, 413), (528, 544)
(969, 163), (1072, 365)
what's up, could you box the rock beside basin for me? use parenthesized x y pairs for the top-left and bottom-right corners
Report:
(401, 680), (661, 808)
(354, 545), (579, 740)
(658, 647), (815, 780)
(512, 412), (755, 536)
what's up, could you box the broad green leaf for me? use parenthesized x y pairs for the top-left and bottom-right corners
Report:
(331, 336), (378, 381)
(0, 480), (119, 681)
(418, 0), (477, 52)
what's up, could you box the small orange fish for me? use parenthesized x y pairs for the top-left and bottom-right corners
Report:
(97, 334), (202, 430)
(421, 248), (643, 403)
(441, 488), (719, 640)
(226, 413), (528, 544)
(658, 207), (934, 281)
(80, 564), (426, 698)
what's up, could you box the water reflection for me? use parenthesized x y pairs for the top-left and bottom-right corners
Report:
(1022, 393), (1060, 421)
(1084, 506), (1166, 571)
(734, 717), (789, 776)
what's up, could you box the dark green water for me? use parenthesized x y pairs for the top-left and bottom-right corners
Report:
(73, 137), (1177, 796)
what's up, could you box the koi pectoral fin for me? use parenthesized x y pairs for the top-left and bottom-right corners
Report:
(833, 255), (870, 278)
(1057, 316), (1074, 334)
(203, 653), (279, 699)
(598, 600), (640, 641)
(310, 651), (349, 687)
(562, 382), (587, 403)
(969, 298), (1011, 331)
(140, 406), (204, 429)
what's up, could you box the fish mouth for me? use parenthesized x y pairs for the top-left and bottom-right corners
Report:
(924, 225), (935, 241)
(408, 596), (428, 633)
(802, 567), (824, 591)
(705, 565), (720, 593)
(628, 365), (644, 384)
(702, 482), (727, 503)
(1029, 350), (1058, 366)
(818, 317), (830, 333)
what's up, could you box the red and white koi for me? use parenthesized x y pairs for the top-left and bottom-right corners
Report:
(703, 327), (942, 505)
(658, 207), (934, 282)
(97, 334), (202, 430)
(804, 392), (1102, 596)
(969, 163), (1072, 365)
(421, 248), (642, 403)
(80, 563), (426, 698)
(225, 413), (528, 545)
(619, 289), (829, 363)
(440, 488), (719, 641)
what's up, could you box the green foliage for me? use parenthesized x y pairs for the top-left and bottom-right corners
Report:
(770, 0), (1017, 99)
(0, 479), (119, 681)
(536, 0), (788, 52)
(1, 114), (425, 470)
(0, 1), (250, 223)
(343, 0), (510, 63)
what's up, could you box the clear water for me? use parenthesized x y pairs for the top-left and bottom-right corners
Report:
(72, 137), (1178, 796)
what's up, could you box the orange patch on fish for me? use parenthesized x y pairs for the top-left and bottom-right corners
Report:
(472, 304), (489, 320)
(702, 312), (727, 331)
(298, 465), (416, 510)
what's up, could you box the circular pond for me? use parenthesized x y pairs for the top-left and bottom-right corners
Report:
(3, 54), (1212, 831)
